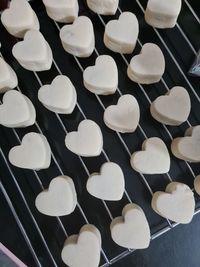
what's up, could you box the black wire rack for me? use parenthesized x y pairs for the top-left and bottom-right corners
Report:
(1, 0), (200, 266)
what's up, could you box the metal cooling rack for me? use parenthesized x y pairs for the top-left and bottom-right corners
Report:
(1, 0), (200, 266)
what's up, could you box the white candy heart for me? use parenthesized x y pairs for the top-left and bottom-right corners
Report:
(127, 43), (165, 84)
(65, 119), (103, 157)
(35, 175), (77, 216)
(87, 0), (119, 15)
(104, 12), (139, 54)
(0, 57), (18, 93)
(1, 0), (40, 38)
(61, 224), (101, 267)
(150, 86), (191, 126)
(194, 175), (200, 196)
(0, 90), (36, 128)
(171, 126), (200, 162)
(38, 75), (77, 114)
(86, 162), (125, 201)
(83, 55), (118, 95)
(104, 94), (140, 133)
(9, 132), (51, 170)
(60, 16), (95, 58)
(145, 0), (182, 29)
(42, 0), (79, 23)
(152, 182), (195, 224)
(12, 30), (53, 71)
(111, 203), (150, 249)
(130, 137), (170, 174)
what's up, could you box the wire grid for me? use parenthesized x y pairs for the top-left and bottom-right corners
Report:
(0, 0), (200, 266)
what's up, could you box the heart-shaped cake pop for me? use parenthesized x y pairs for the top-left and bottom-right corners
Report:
(194, 175), (200, 196)
(87, 0), (119, 15)
(150, 86), (191, 126)
(65, 119), (103, 157)
(127, 43), (165, 84)
(42, 0), (79, 23)
(35, 175), (77, 216)
(104, 12), (139, 54)
(130, 137), (170, 174)
(152, 182), (195, 224)
(38, 75), (77, 114)
(111, 203), (150, 249)
(12, 30), (53, 71)
(145, 0), (182, 28)
(104, 94), (140, 133)
(1, 0), (39, 38)
(83, 55), (118, 95)
(0, 57), (18, 93)
(0, 90), (36, 128)
(86, 162), (125, 201)
(9, 132), (51, 170)
(60, 16), (95, 57)
(171, 126), (200, 162)
(61, 224), (101, 267)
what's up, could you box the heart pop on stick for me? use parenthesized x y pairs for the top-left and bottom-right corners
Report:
(0, 57), (18, 93)
(61, 224), (101, 267)
(152, 182), (195, 224)
(87, 0), (119, 15)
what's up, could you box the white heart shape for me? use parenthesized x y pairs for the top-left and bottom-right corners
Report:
(35, 176), (77, 216)
(130, 137), (170, 174)
(152, 182), (195, 224)
(86, 162), (125, 201)
(127, 43), (165, 84)
(60, 16), (95, 57)
(104, 12), (139, 54)
(9, 132), (51, 170)
(104, 94), (140, 133)
(1, 0), (40, 38)
(145, 0), (182, 28)
(171, 125), (200, 162)
(12, 30), (53, 71)
(194, 175), (200, 196)
(38, 75), (77, 114)
(87, 0), (119, 15)
(83, 55), (118, 95)
(111, 203), (150, 249)
(42, 0), (79, 23)
(61, 224), (101, 267)
(151, 86), (191, 126)
(0, 57), (18, 93)
(65, 119), (103, 157)
(0, 90), (36, 128)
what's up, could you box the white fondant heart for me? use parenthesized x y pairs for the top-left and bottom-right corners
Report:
(60, 16), (95, 58)
(83, 55), (118, 95)
(0, 90), (36, 128)
(87, 0), (119, 15)
(65, 119), (103, 157)
(104, 94), (140, 133)
(111, 203), (150, 249)
(150, 86), (191, 126)
(12, 30), (53, 71)
(86, 162), (125, 201)
(145, 0), (182, 28)
(104, 12), (139, 54)
(38, 75), (77, 114)
(127, 43), (165, 84)
(1, 0), (40, 38)
(171, 126), (200, 162)
(194, 175), (200, 196)
(35, 175), (77, 216)
(42, 0), (79, 23)
(9, 132), (51, 170)
(0, 57), (18, 93)
(61, 224), (101, 267)
(130, 137), (170, 174)
(152, 182), (195, 224)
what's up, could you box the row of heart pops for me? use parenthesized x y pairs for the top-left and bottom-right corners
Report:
(0, 0), (198, 266)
